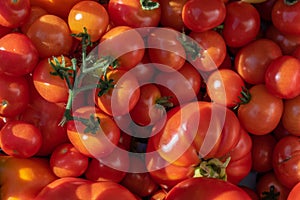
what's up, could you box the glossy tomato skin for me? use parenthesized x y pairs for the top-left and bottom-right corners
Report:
(20, 6), (48, 34)
(288, 181), (300, 200)
(272, 135), (300, 189)
(165, 177), (252, 200)
(265, 55), (300, 99)
(282, 95), (300, 136)
(182, 0), (226, 32)
(0, 0), (30, 28)
(223, 1), (260, 47)
(0, 74), (29, 118)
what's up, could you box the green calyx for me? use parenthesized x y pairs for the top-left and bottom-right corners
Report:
(140, 0), (160, 10)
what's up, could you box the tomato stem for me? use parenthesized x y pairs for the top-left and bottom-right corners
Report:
(261, 185), (280, 200)
(233, 86), (251, 110)
(97, 75), (115, 96)
(178, 32), (203, 61)
(284, 0), (298, 5)
(155, 96), (174, 109)
(73, 114), (101, 134)
(140, 0), (160, 10)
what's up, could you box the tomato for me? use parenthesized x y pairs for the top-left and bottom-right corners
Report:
(108, 0), (161, 28)
(32, 56), (73, 103)
(234, 38), (282, 85)
(222, 1), (260, 47)
(272, 135), (300, 189)
(26, 14), (73, 58)
(237, 84), (283, 135)
(165, 177), (252, 200)
(0, 25), (11, 38)
(159, 0), (187, 31)
(182, 0), (226, 32)
(251, 133), (277, 173)
(265, 55), (300, 99)
(0, 156), (57, 200)
(288, 181), (300, 200)
(254, 0), (277, 21)
(256, 171), (290, 200)
(68, 1), (109, 42)
(0, 0), (30, 28)
(0, 121), (42, 158)
(240, 186), (259, 200)
(50, 143), (89, 178)
(272, 0), (300, 35)
(0, 33), (39, 76)
(147, 27), (186, 72)
(0, 74), (29, 118)
(282, 95), (300, 136)
(67, 106), (120, 158)
(206, 69), (245, 108)
(20, 6), (48, 34)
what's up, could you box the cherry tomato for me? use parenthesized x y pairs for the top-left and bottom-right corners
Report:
(282, 95), (300, 136)
(288, 181), (300, 200)
(182, 0), (226, 32)
(0, 32), (39, 76)
(20, 6), (48, 34)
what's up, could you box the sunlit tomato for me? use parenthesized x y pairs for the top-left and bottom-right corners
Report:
(182, 0), (226, 32)
(265, 55), (300, 99)
(0, 74), (29, 118)
(234, 38), (282, 85)
(282, 95), (300, 136)
(256, 171), (290, 200)
(272, 0), (300, 35)
(68, 1), (109, 42)
(0, 121), (42, 158)
(0, 33), (39, 76)
(0, 0), (30, 28)
(237, 84), (283, 135)
(251, 133), (276, 173)
(288, 181), (300, 200)
(26, 14), (73, 58)
(108, 0), (161, 28)
(272, 135), (300, 189)
(206, 69), (245, 108)
(20, 6), (47, 34)
(165, 177), (252, 200)
(223, 1), (260, 47)
(67, 106), (121, 158)
(50, 143), (89, 178)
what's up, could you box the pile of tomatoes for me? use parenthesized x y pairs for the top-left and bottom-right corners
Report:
(1, 0), (300, 199)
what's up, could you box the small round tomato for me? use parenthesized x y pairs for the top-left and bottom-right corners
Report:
(20, 6), (48, 34)
(26, 14), (73, 58)
(265, 55), (300, 99)
(282, 95), (300, 136)
(288, 181), (300, 200)
(182, 0), (226, 32)
(50, 143), (89, 178)
(0, 121), (42, 158)
(68, 1), (109, 42)
(0, 32), (39, 76)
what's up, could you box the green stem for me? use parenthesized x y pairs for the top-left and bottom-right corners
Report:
(140, 0), (160, 10)
(178, 33), (203, 61)
(284, 0), (298, 5)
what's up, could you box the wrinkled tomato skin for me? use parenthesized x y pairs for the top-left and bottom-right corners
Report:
(282, 95), (300, 136)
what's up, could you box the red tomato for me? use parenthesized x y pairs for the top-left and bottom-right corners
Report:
(0, 74), (29, 118)
(288, 181), (300, 200)
(272, 0), (300, 35)
(0, 25), (11, 38)
(234, 38), (282, 85)
(0, 33), (39, 76)
(68, 1), (109, 42)
(0, 0), (30, 28)
(237, 84), (283, 135)
(165, 177), (252, 200)
(223, 1), (260, 47)
(50, 143), (89, 178)
(265, 55), (300, 99)
(206, 69), (245, 108)
(182, 0), (226, 32)
(26, 14), (73, 58)
(272, 135), (300, 189)
(282, 95), (300, 136)
(0, 121), (42, 158)
(20, 6), (48, 34)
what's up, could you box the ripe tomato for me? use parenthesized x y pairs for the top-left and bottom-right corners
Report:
(0, 33), (39, 76)
(265, 55), (300, 99)
(0, 121), (42, 158)
(223, 1), (260, 47)
(68, 1), (109, 42)
(182, 0), (226, 32)
(50, 143), (89, 178)
(272, 135), (300, 189)
(272, 0), (300, 35)
(288, 181), (300, 200)
(282, 95), (300, 136)
(67, 106), (120, 158)
(237, 84), (283, 135)
(0, 74), (29, 118)
(206, 69), (245, 108)
(20, 6), (48, 34)
(26, 14), (73, 58)
(108, 0), (161, 28)
(165, 177), (252, 200)
(234, 38), (282, 85)
(0, 0), (30, 28)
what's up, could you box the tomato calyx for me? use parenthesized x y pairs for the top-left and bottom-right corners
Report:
(72, 114), (101, 134)
(284, 0), (298, 6)
(234, 86), (251, 110)
(140, 0), (160, 11)
(97, 75), (115, 96)
(155, 96), (174, 110)
(178, 33), (203, 61)
(261, 185), (280, 200)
